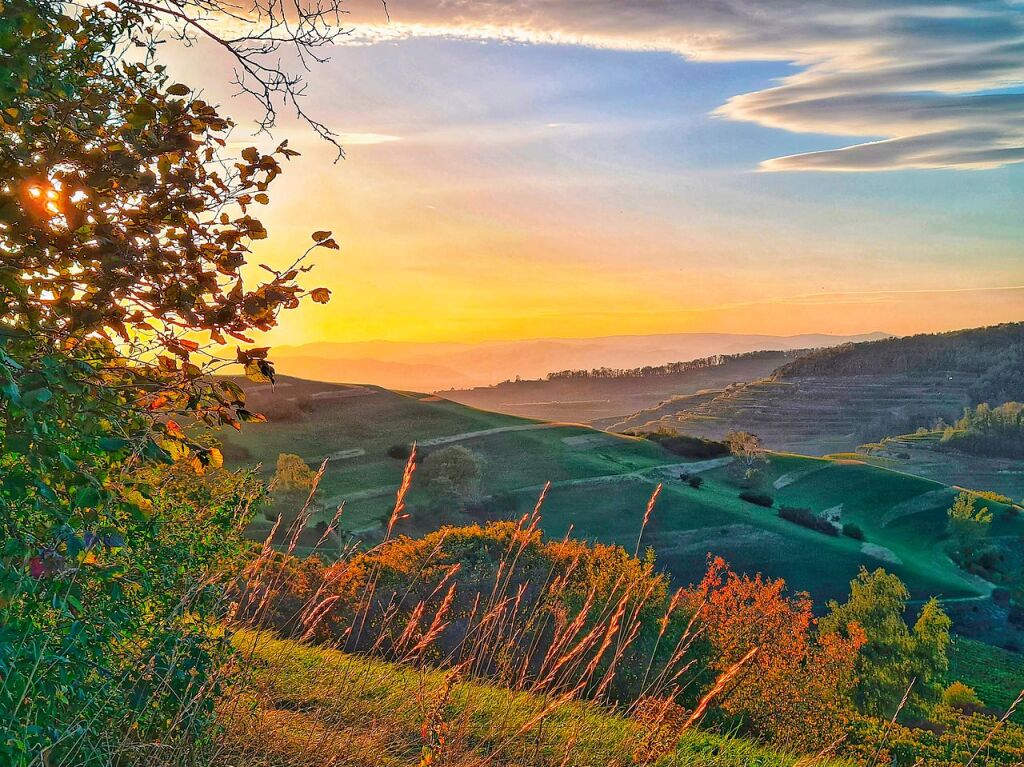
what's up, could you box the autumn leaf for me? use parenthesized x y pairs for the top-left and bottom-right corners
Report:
(166, 83), (190, 96)
(244, 358), (275, 384)
(207, 447), (224, 469)
(316, 238), (340, 250)
(311, 230), (332, 242)
(310, 287), (331, 304)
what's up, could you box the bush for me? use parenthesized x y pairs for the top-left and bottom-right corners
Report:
(387, 443), (412, 460)
(843, 523), (866, 541)
(941, 681), (984, 713)
(778, 506), (838, 536)
(739, 490), (774, 508)
(645, 430), (730, 459)
(688, 476), (704, 489)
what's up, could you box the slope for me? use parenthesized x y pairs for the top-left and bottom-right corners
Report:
(616, 323), (1024, 456)
(444, 351), (798, 426)
(218, 376), (1020, 603)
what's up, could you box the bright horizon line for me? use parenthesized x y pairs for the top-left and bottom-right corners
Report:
(274, 328), (893, 348)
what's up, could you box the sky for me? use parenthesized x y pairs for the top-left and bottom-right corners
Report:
(168, 0), (1024, 345)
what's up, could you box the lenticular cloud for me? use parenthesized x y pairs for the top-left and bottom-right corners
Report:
(345, 0), (1024, 171)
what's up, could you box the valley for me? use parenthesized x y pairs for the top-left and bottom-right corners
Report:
(221, 375), (1019, 606)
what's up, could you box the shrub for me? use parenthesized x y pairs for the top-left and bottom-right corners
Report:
(739, 490), (774, 508)
(778, 506), (839, 536)
(645, 430), (730, 459)
(941, 681), (984, 713)
(238, 520), (699, 705)
(387, 443), (413, 460)
(688, 476), (704, 489)
(843, 523), (866, 541)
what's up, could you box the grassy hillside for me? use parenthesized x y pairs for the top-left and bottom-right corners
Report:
(848, 430), (1024, 500)
(444, 351), (797, 427)
(221, 630), (834, 767)
(219, 376), (1021, 604)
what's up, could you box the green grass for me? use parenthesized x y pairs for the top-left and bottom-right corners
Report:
(948, 637), (1024, 721)
(221, 377), (1023, 603)
(222, 629), (838, 767)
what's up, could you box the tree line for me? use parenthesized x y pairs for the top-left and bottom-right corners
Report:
(546, 350), (798, 381)
(778, 323), (1024, 405)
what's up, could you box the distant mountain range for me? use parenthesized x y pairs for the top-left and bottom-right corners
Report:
(270, 331), (891, 391)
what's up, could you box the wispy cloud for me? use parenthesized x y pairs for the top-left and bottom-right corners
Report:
(343, 0), (1024, 171)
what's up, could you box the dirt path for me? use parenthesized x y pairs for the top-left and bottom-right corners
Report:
(418, 422), (565, 447)
(519, 457), (733, 494)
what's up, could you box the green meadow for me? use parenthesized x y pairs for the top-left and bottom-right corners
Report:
(222, 377), (1019, 603)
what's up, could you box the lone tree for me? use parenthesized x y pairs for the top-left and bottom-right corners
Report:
(1, 0), (344, 762)
(725, 430), (767, 486)
(419, 445), (483, 510)
(274, 453), (318, 493)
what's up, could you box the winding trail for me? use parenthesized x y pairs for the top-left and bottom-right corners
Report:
(417, 422), (566, 447)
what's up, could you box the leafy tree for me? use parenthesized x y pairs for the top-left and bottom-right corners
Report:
(947, 491), (993, 540)
(820, 568), (951, 716)
(273, 453), (317, 493)
(725, 431), (766, 486)
(0, 0), (339, 762)
(419, 445), (482, 509)
(684, 557), (864, 751)
(911, 598), (952, 705)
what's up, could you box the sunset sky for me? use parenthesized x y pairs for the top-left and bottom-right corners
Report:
(170, 0), (1024, 345)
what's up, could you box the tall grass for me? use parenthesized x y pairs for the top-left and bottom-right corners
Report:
(41, 455), (1022, 767)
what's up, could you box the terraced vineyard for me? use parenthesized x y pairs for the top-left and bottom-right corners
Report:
(616, 373), (973, 455)
(219, 376), (1020, 604)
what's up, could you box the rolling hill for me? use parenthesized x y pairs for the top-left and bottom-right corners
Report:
(444, 350), (800, 426)
(219, 375), (1020, 606)
(614, 323), (1024, 460)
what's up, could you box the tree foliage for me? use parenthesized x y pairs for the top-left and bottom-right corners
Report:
(941, 402), (1024, 458)
(947, 491), (993, 539)
(418, 445), (483, 509)
(0, 0), (336, 762)
(273, 453), (317, 493)
(820, 568), (951, 716)
(683, 557), (864, 750)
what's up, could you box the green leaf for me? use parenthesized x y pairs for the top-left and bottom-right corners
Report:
(98, 436), (129, 452)
(22, 387), (52, 408)
(73, 487), (101, 509)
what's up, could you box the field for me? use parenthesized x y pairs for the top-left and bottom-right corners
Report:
(221, 630), (829, 767)
(949, 638), (1024, 721)
(219, 376), (1021, 605)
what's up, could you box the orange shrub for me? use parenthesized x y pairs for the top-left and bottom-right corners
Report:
(683, 557), (866, 751)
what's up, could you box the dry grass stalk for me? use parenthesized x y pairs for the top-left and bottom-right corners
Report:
(679, 645), (759, 734)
